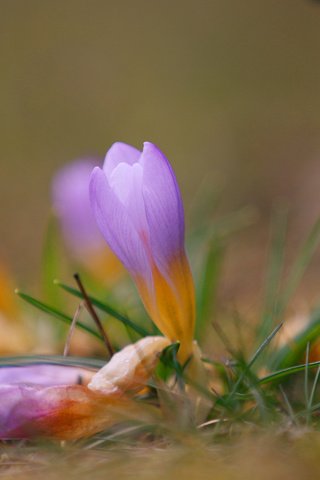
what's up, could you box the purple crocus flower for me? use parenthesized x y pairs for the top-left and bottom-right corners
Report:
(0, 382), (126, 440)
(0, 337), (169, 439)
(52, 159), (122, 281)
(90, 142), (195, 361)
(0, 364), (98, 439)
(52, 159), (104, 258)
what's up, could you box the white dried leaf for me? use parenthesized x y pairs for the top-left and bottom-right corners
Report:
(88, 336), (170, 396)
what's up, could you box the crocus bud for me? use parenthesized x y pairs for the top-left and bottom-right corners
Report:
(90, 142), (195, 361)
(52, 159), (122, 282)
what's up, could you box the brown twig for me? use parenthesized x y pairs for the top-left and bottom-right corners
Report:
(73, 273), (114, 358)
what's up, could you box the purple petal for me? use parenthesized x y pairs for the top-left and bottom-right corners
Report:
(90, 167), (152, 281)
(103, 142), (141, 177)
(0, 384), (52, 435)
(109, 160), (149, 233)
(0, 384), (103, 439)
(140, 142), (185, 273)
(0, 364), (94, 387)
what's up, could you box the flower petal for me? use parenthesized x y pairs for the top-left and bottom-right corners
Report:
(0, 384), (134, 440)
(0, 364), (94, 387)
(140, 142), (185, 274)
(103, 142), (141, 176)
(136, 254), (195, 362)
(90, 167), (151, 280)
(109, 161), (149, 235)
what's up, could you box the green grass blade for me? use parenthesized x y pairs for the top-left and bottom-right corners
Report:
(16, 290), (103, 342)
(225, 323), (283, 405)
(304, 343), (311, 414)
(55, 280), (150, 337)
(196, 237), (224, 341)
(0, 355), (105, 369)
(250, 322), (283, 369)
(308, 365), (320, 412)
(256, 210), (287, 345)
(259, 360), (320, 386)
(304, 343), (312, 424)
(279, 385), (298, 426)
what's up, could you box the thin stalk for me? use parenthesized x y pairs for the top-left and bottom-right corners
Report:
(74, 273), (114, 358)
(63, 303), (83, 357)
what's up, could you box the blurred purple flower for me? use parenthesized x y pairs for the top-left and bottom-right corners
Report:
(52, 159), (104, 258)
(52, 159), (123, 281)
(90, 142), (195, 361)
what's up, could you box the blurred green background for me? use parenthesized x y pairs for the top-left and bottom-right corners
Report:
(1, 0), (320, 279)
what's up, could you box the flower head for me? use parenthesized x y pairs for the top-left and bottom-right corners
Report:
(0, 337), (169, 439)
(52, 159), (103, 257)
(52, 159), (122, 282)
(0, 364), (97, 439)
(90, 142), (195, 361)
(0, 383), (128, 440)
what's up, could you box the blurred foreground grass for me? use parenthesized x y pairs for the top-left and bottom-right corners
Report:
(2, 430), (320, 479)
